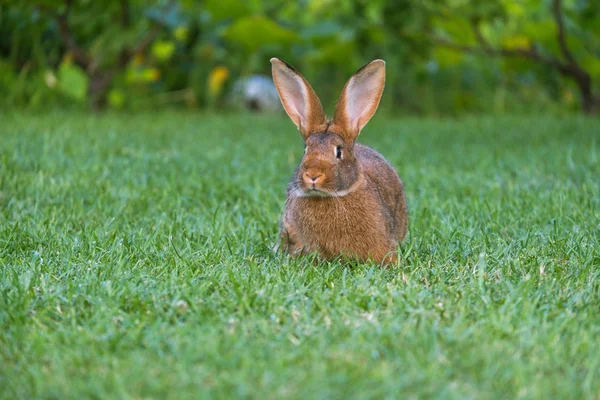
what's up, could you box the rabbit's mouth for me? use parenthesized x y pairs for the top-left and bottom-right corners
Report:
(296, 175), (365, 198)
(306, 187), (330, 197)
(295, 185), (331, 198)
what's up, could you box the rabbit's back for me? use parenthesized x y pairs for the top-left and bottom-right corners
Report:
(356, 144), (408, 242)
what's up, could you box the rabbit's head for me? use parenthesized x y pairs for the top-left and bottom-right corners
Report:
(271, 58), (386, 197)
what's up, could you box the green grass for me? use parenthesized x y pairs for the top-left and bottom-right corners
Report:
(1, 112), (599, 399)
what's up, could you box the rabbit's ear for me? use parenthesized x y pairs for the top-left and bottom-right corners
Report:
(333, 60), (385, 142)
(271, 58), (326, 140)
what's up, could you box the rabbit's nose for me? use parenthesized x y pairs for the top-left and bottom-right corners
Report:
(303, 171), (323, 185)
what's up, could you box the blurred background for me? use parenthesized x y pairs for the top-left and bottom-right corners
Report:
(2, 0), (598, 116)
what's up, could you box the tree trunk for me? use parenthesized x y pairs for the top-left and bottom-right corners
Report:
(88, 70), (115, 111)
(573, 71), (595, 114)
(555, 62), (597, 114)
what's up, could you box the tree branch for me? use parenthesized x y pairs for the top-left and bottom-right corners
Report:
(117, 0), (175, 68)
(37, 1), (91, 69)
(470, 19), (491, 51)
(56, 17), (91, 69)
(432, 18), (581, 77)
(432, 36), (569, 73)
(120, 0), (131, 28)
(432, 13), (596, 113)
(551, 0), (577, 66)
(38, 0), (174, 70)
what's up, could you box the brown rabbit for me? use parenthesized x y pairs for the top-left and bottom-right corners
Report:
(271, 58), (408, 265)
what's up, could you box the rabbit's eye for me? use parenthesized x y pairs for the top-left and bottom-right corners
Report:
(335, 145), (343, 159)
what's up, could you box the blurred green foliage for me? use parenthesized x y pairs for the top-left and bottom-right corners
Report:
(0, 0), (598, 114)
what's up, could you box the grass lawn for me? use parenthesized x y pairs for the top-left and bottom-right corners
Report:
(1, 112), (599, 399)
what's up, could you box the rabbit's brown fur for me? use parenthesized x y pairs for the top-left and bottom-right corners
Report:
(271, 58), (408, 265)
